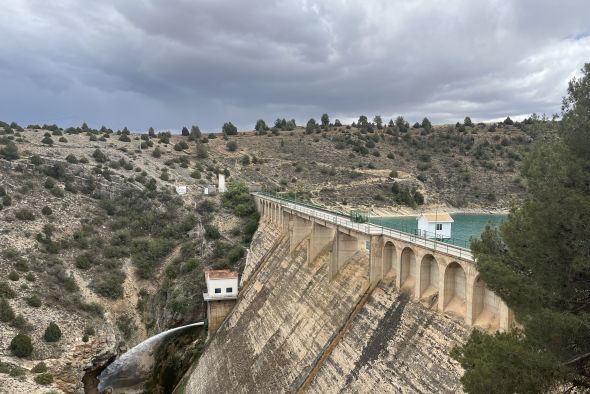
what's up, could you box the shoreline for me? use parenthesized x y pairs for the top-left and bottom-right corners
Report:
(325, 204), (510, 218)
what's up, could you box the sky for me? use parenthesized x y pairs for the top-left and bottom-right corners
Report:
(1, 0), (589, 133)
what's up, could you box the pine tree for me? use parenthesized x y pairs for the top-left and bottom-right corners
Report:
(452, 63), (590, 392)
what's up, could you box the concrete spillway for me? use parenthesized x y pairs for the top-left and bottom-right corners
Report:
(97, 322), (203, 393)
(184, 221), (468, 393)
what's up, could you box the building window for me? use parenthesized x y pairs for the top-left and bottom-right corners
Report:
(214, 288), (221, 294)
(436, 223), (443, 231)
(226, 287), (233, 293)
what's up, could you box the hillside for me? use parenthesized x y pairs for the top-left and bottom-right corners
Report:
(0, 117), (553, 392)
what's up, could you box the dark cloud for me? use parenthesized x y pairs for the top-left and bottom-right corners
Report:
(0, 0), (588, 131)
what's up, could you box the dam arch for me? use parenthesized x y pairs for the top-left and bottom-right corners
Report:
(400, 247), (416, 295)
(419, 254), (439, 301)
(443, 262), (467, 318)
(382, 241), (396, 278)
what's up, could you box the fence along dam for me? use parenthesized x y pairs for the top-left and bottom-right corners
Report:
(254, 193), (514, 332)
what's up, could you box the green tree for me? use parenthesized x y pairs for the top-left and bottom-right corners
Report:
(305, 118), (318, 134)
(222, 122), (238, 135)
(255, 119), (268, 133)
(395, 116), (409, 132)
(421, 117), (432, 131)
(464, 116), (473, 127)
(452, 64), (590, 392)
(152, 147), (162, 158)
(373, 115), (383, 129)
(43, 322), (62, 342)
(181, 126), (189, 136)
(10, 333), (33, 357)
(189, 125), (201, 141)
(321, 113), (330, 128)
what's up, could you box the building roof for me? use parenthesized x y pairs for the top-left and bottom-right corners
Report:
(420, 213), (454, 223)
(206, 270), (238, 280)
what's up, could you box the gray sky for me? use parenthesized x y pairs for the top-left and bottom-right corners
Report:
(1, 0), (589, 132)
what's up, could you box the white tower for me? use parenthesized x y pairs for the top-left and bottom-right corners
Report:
(218, 174), (226, 193)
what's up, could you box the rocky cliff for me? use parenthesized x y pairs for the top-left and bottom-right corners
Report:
(184, 223), (468, 393)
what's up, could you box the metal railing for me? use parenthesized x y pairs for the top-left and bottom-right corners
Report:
(254, 192), (474, 261)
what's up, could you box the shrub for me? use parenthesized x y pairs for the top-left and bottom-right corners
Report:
(92, 149), (108, 163)
(30, 154), (43, 166)
(10, 333), (33, 357)
(75, 253), (95, 270)
(50, 187), (65, 198)
(0, 281), (16, 298)
(2, 195), (11, 206)
(41, 136), (53, 145)
(58, 136), (67, 143)
(0, 298), (15, 322)
(174, 141), (189, 151)
(65, 154), (78, 163)
(15, 208), (35, 221)
(31, 362), (47, 373)
(43, 322), (62, 342)
(25, 273), (36, 282)
(119, 134), (131, 142)
(41, 206), (52, 216)
(152, 147), (162, 158)
(26, 294), (42, 308)
(44, 178), (55, 189)
(8, 271), (19, 281)
(91, 271), (125, 299)
(204, 224), (221, 239)
(34, 373), (54, 385)
(226, 140), (238, 152)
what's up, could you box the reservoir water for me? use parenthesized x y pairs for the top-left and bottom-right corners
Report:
(370, 213), (507, 248)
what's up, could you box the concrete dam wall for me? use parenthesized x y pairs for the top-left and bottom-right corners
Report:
(185, 221), (467, 393)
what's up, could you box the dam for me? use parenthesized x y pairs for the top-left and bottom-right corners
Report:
(184, 193), (515, 393)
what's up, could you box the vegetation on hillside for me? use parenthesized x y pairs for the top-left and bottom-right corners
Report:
(452, 64), (590, 392)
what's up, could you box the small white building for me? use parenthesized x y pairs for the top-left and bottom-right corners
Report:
(175, 185), (187, 195)
(218, 174), (226, 193)
(417, 213), (454, 239)
(203, 270), (239, 301)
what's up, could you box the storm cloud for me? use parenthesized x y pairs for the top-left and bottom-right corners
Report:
(1, 0), (589, 132)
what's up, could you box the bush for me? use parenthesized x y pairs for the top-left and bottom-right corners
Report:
(58, 136), (67, 143)
(41, 136), (53, 145)
(226, 140), (238, 152)
(43, 322), (62, 342)
(26, 294), (42, 308)
(174, 141), (189, 151)
(8, 271), (19, 281)
(152, 147), (162, 158)
(0, 298), (15, 322)
(75, 253), (95, 270)
(65, 154), (78, 163)
(31, 362), (47, 373)
(92, 149), (108, 163)
(34, 373), (54, 385)
(0, 281), (16, 298)
(25, 273), (35, 282)
(41, 206), (52, 216)
(91, 271), (125, 299)
(204, 224), (221, 239)
(10, 333), (33, 357)
(44, 178), (55, 189)
(15, 208), (35, 221)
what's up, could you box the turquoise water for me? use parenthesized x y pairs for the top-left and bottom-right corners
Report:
(370, 214), (507, 248)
